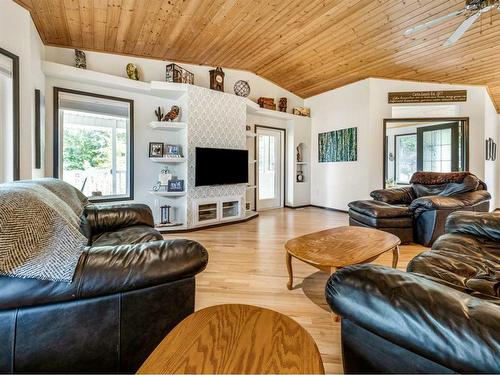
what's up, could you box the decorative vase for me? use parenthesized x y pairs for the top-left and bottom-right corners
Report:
(234, 80), (250, 97)
(75, 49), (86, 69)
(126, 63), (139, 80)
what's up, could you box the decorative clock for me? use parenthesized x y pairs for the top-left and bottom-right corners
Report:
(209, 67), (225, 92)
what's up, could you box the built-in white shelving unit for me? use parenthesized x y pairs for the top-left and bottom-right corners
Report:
(148, 121), (187, 131)
(149, 157), (186, 163)
(149, 191), (186, 197)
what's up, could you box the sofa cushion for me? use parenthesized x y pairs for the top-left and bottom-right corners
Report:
(349, 209), (413, 228)
(408, 233), (500, 299)
(409, 171), (471, 185)
(348, 200), (412, 218)
(91, 225), (163, 246)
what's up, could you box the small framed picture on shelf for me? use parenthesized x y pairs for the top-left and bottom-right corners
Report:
(149, 142), (164, 158)
(168, 179), (184, 192)
(165, 144), (183, 157)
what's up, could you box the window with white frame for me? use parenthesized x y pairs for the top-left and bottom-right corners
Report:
(56, 90), (133, 201)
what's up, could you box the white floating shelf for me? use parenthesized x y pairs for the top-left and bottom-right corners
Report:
(149, 157), (186, 163)
(42, 61), (189, 101)
(296, 162), (308, 165)
(246, 185), (257, 189)
(249, 160), (257, 164)
(149, 121), (187, 131)
(246, 131), (257, 138)
(149, 191), (186, 197)
(245, 98), (311, 121)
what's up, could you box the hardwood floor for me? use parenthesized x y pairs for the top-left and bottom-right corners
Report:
(163, 207), (425, 374)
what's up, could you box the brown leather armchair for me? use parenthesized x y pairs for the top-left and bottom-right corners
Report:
(349, 172), (490, 246)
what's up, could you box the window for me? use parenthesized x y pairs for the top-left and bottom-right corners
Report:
(0, 47), (19, 182)
(417, 122), (459, 173)
(394, 134), (416, 184)
(54, 88), (133, 201)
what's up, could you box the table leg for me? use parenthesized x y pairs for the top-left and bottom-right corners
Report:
(392, 245), (400, 269)
(329, 267), (340, 323)
(286, 252), (293, 290)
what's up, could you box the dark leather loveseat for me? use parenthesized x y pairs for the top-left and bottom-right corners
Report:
(0, 179), (208, 373)
(326, 211), (500, 374)
(349, 171), (490, 246)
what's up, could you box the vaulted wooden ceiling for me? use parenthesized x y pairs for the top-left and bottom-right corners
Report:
(14, 0), (500, 111)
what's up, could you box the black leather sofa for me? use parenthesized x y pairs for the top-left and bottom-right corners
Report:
(0, 180), (208, 373)
(349, 171), (490, 246)
(325, 211), (500, 374)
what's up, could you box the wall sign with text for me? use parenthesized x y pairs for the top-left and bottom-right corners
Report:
(388, 90), (467, 104)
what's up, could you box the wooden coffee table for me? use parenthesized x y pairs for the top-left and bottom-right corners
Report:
(137, 304), (324, 374)
(285, 226), (400, 290)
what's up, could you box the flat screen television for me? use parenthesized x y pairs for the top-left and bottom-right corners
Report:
(195, 147), (248, 186)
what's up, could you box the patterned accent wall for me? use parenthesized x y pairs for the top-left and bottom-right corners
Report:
(186, 85), (247, 226)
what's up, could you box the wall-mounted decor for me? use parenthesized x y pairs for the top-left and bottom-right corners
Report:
(318, 127), (357, 163)
(149, 142), (164, 158)
(74, 49), (86, 69)
(168, 179), (184, 192)
(258, 97), (276, 110)
(166, 63), (194, 84)
(126, 63), (139, 80)
(234, 80), (250, 97)
(388, 90), (467, 104)
(161, 105), (180, 121)
(293, 107), (310, 117)
(486, 138), (497, 161)
(209, 67), (225, 92)
(278, 97), (287, 112)
(296, 142), (304, 162)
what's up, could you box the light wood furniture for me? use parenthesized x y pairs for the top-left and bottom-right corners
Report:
(285, 226), (400, 290)
(138, 304), (325, 374)
(163, 207), (424, 373)
(16, 1), (500, 111)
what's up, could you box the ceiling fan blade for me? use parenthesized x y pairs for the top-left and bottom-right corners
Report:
(404, 9), (465, 36)
(443, 5), (495, 46)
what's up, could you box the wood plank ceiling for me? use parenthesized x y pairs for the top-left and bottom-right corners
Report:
(14, 0), (500, 111)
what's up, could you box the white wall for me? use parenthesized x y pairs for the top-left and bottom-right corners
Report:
(44, 47), (304, 113)
(306, 77), (499, 211)
(0, 1), (45, 179)
(306, 80), (371, 210)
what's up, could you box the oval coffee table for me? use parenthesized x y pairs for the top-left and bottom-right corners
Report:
(137, 304), (325, 374)
(285, 226), (400, 290)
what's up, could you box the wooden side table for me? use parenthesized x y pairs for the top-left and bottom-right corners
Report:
(138, 304), (324, 374)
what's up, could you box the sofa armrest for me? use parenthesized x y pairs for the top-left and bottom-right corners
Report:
(0, 239), (209, 310)
(84, 203), (154, 235)
(445, 211), (500, 242)
(325, 265), (500, 374)
(370, 186), (414, 204)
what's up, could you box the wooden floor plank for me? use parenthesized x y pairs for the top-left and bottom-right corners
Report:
(164, 207), (425, 374)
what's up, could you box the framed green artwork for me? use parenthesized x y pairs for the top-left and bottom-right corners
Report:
(318, 127), (357, 162)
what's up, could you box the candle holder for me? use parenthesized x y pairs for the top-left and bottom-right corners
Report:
(160, 205), (171, 224)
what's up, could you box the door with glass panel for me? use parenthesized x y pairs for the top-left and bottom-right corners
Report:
(256, 127), (284, 211)
(417, 122), (459, 172)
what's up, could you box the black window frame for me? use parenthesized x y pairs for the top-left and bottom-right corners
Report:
(53, 87), (134, 202)
(0, 47), (20, 181)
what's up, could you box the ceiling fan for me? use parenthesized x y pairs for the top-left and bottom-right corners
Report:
(405, 0), (500, 46)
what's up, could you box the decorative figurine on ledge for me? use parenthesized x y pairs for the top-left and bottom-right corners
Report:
(160, 205), (171, 225)
(161, 105), (180, 122)
(279, 97), (287, 112)
(234, 80), (250, 97)
(209, 67), (225, 92)
(126, 63), (139, 80)
(155, 106), (164, 121)
(297, 142), (304, 162)
(75, 49), (86, 69)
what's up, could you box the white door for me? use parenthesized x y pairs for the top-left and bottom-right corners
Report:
(257, 127), (284, 210)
